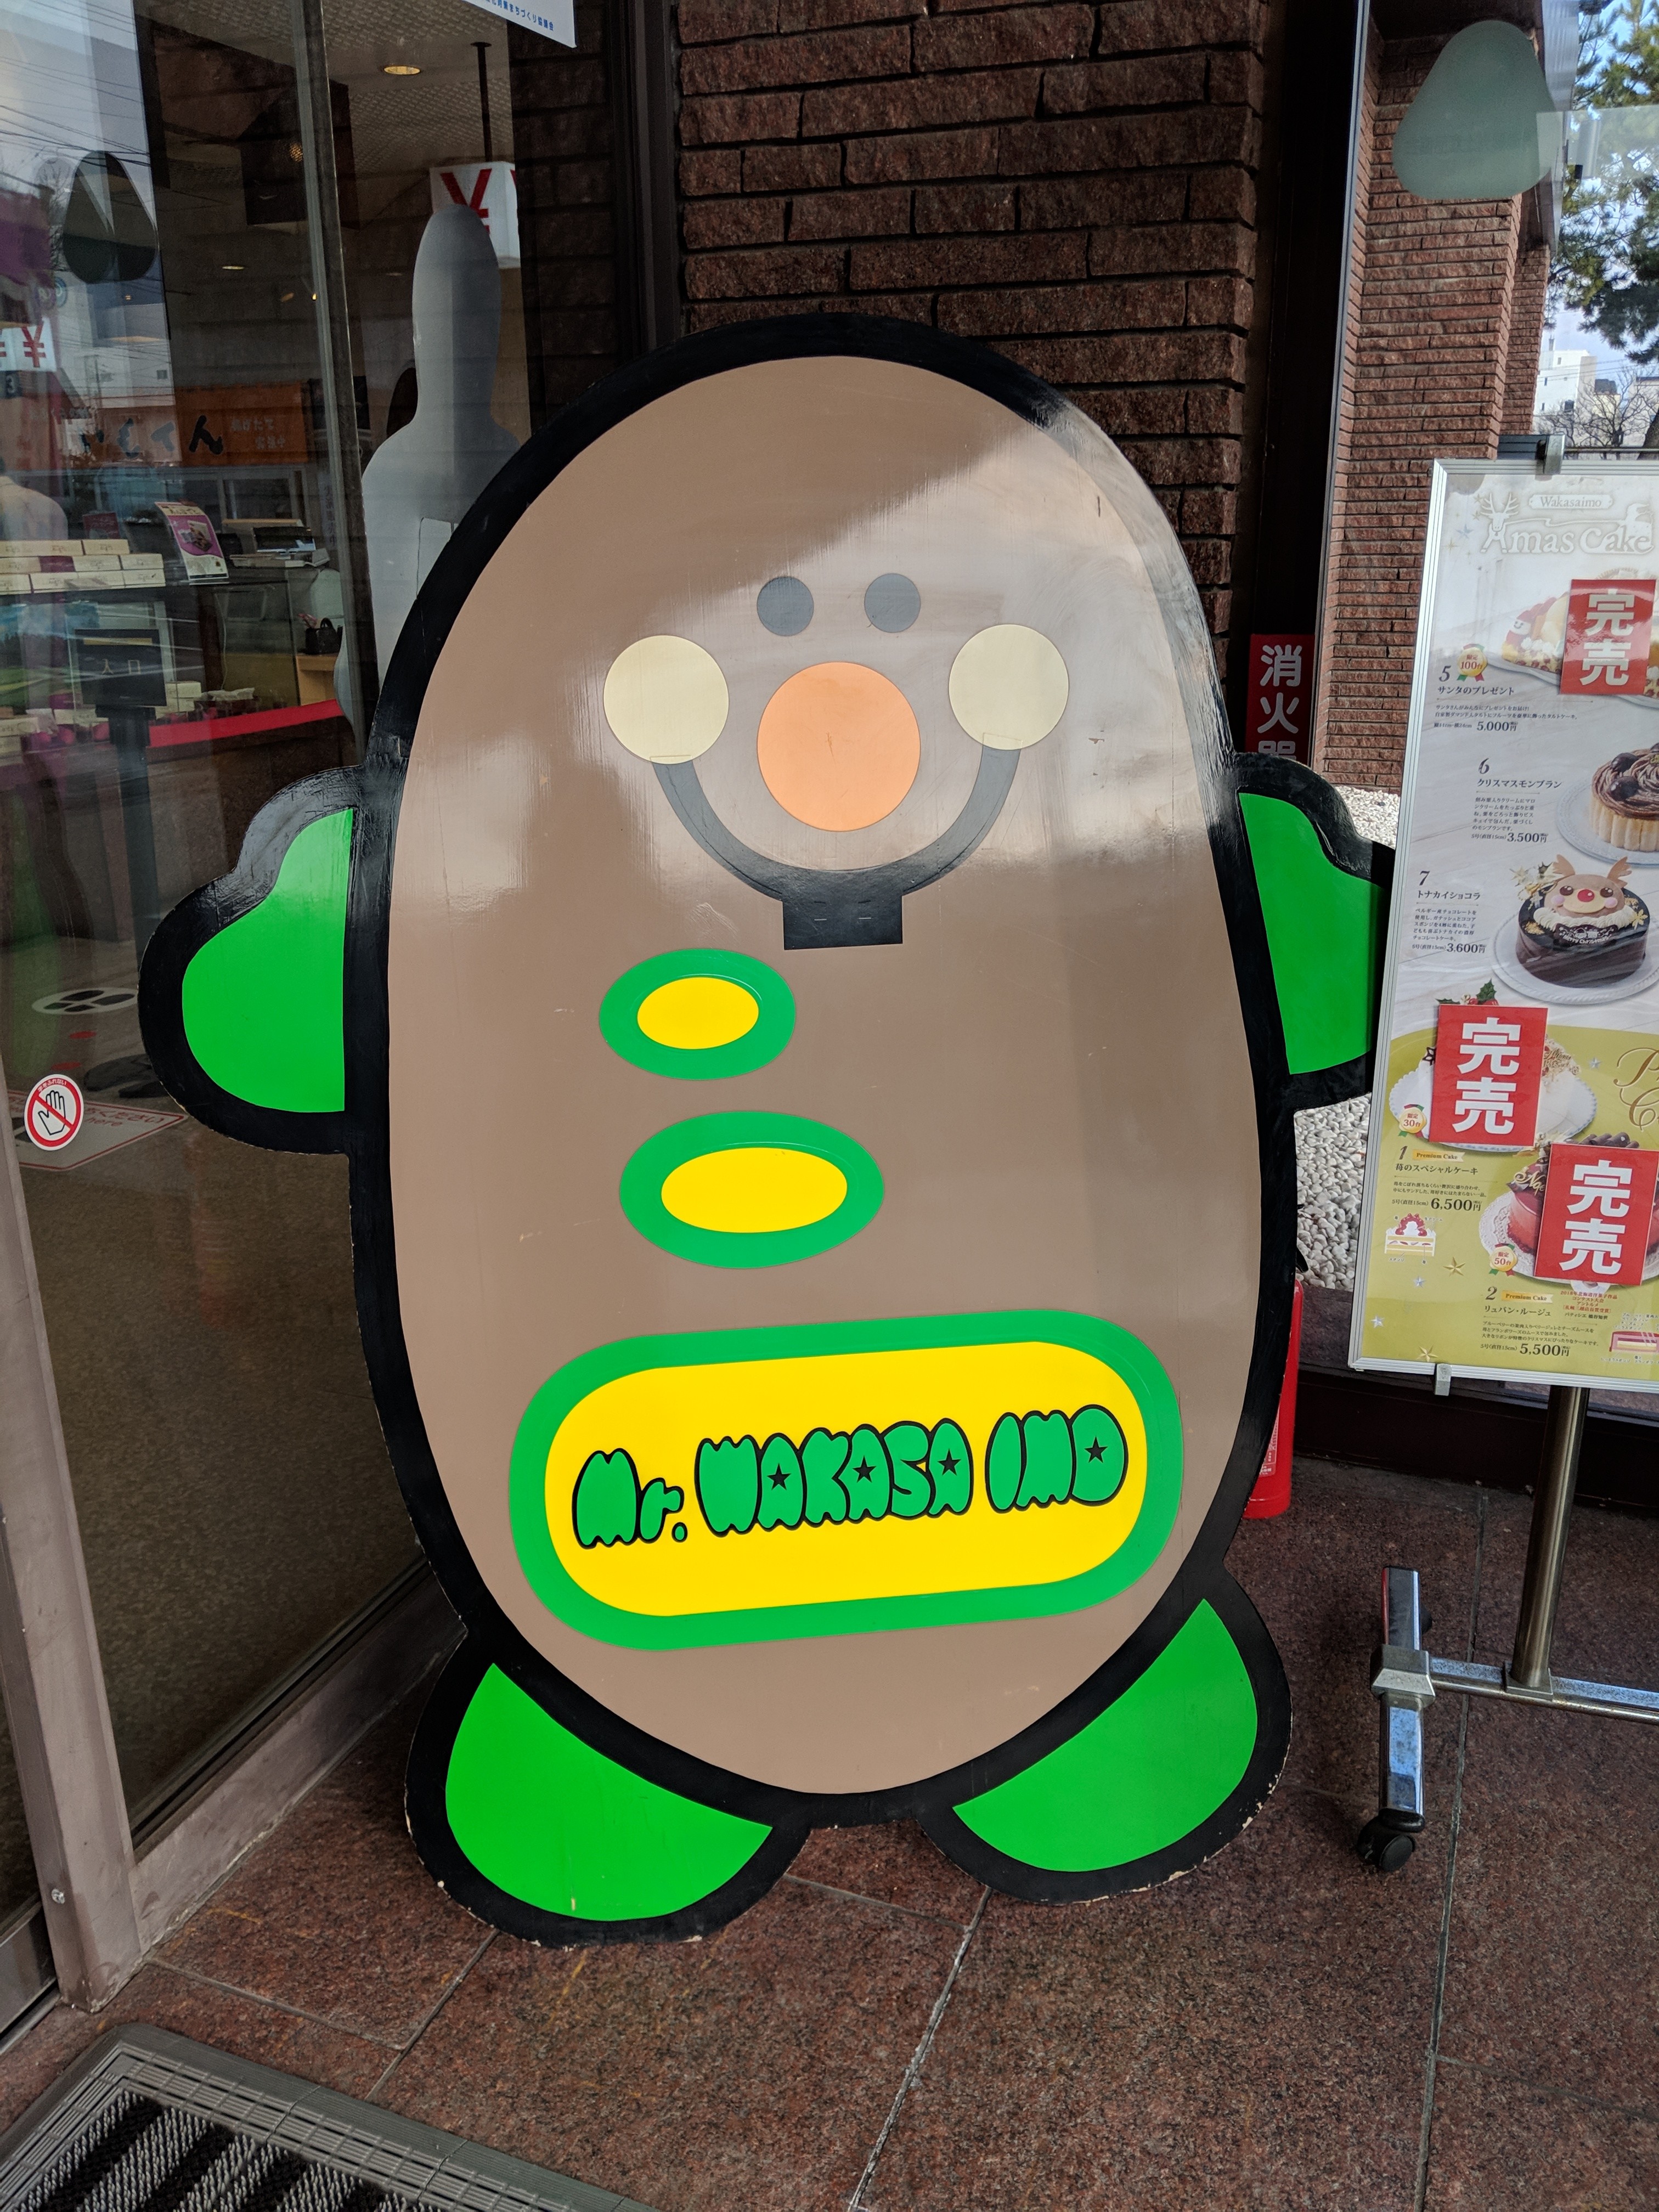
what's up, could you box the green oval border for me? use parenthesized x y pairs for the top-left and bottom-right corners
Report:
(599, 950), (794, 1080)
(509, 1307), (1184, 1650)
(618, 1110), (883, 1268)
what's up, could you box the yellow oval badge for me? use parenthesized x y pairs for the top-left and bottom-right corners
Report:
(636, 975), (759, 1051)
(660, 1147), (848, 1234)
(509, 1310), (1182, 1649)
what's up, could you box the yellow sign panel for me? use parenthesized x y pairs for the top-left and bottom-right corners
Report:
(545, 1339), (1146, 1619)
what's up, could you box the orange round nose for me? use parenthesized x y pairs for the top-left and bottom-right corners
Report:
(757, 662), (921, 831)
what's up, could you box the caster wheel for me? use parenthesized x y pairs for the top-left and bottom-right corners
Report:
(1356, 1818), (1415, 1874)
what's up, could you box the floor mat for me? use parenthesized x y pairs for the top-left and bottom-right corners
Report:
(0, 2024), (655, 2212)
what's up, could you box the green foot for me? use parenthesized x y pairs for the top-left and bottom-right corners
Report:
(928, 1595), (1282, 1895)
(409, 1651), (793, 1942)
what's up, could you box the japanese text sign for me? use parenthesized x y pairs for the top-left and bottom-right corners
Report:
(1560, 576), (1656, 695)
(1245, 631), (1313, 759)
(1533, 1142), (1659, 1286)
(1427, 1002), (1547, 1148)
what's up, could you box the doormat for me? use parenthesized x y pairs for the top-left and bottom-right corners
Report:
(0, 2023), (657, 2212)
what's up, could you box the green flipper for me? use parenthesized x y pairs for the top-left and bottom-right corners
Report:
(444, 1665), (771, 1922)
(181, 809), (351, 1111)
(952, 1601), (1258, 1871)
(1240, 791), (1385, 1076)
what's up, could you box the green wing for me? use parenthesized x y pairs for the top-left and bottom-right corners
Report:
(139, 780), (356, 1149)
(1234, 758), (1392, 1099)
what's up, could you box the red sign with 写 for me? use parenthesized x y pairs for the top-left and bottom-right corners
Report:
(1245, 632), (1313, 759)
(1427, 1003), (1548, 1150)
(1560, 576), (1657, 696)
(1533, 1142), (1659, 1287)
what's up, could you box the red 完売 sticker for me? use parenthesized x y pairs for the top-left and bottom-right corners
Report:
(1427, 1003), (1548, 1149)
(1560, 577), (1657, 695)
(1533, 1142), (1659, 1287)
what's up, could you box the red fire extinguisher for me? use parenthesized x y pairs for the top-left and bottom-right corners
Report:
(1245, 1277), (1302, 1520)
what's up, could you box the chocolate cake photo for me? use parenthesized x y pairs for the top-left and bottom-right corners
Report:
(1514, 854), (1651, 990)
(1590, 746), (1659, 851)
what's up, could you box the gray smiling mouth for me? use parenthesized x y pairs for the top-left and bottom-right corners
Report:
(654, 747), (1020, 951)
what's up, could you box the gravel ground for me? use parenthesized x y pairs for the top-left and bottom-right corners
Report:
(1293, 784), (1399, 1290)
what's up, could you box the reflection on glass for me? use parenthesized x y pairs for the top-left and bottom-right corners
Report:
(0, 0), (420, 1816)
(0, 1701), (38, 1927)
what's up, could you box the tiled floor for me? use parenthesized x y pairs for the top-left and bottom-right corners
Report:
(2, 1457), (1656, 2211)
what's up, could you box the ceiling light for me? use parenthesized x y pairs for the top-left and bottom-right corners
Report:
(221, 262), (244, 271)
(382, 61), (420, 75)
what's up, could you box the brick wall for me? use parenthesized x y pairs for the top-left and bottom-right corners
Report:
(1503, 239), (1550, 435)
(511, 2), (623, 422)
(1314, 37), (1532, 789)
(674, 0), (1270, 670)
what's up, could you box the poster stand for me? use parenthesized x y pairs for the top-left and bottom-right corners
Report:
(1350, 448), (1659, 1871)
(1359, 1382), (1659, 1874)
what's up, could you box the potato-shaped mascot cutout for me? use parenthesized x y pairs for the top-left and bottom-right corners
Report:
(142, 320), (1390, 1942)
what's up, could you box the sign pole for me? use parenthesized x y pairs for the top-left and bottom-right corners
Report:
(1510, 1383), (1588, 1692)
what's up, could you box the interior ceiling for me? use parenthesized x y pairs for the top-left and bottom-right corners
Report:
(144, 0), (528, 177)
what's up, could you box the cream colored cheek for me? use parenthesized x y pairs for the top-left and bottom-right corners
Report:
(947, 624), (1069, 749)
(602, 635), (729, 763)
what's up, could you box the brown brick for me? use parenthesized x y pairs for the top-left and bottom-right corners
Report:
(1095, 0), (1266, 54)
(1044, 55), (1209, 112)
(913, 5), (1092, 72)
(1022, 171), (1187, 228)
(555, 161), (612, 205)
(679, 0), (778, 41)
(843, 126), (1000, 183)
(743, 140), (842, 190)
(1186, 384), (1245, 434)
(1207, 50), (1266, 109)
(1087, 221), (1251, 278)
(915, 181), (1015, 232)
(1182, 537), (1232, 585)
(1200, 588), (1233, 633)
(986, 328), (1245, 381)
(1073, 385), (1186, 436)
(512, 58), (607, 111)
(809, 289), (935, 319)
(681, 148), (743, 194)
(851, 232), (1085, 289)
(1187, 166), (1255, 223)
(936, 277), (1186, 337)
(685, 244), (848, 298)
(1180, 487), (1235, 535)
(778, 0), (924, 25)
(1187, 274), (1252, 329)
(998, 110), (1257, 174)
(684, 195), (787, 247)
(681, 89), (803, 142)
(803, 69), (1041, 135)
(681, 22), (911, 94)
(1125, 435), (1240, 485)
(791, 186), (912, 238)
(689, 297), (805, 330)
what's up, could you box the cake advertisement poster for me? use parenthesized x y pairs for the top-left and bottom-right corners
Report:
(1352, 460), (1659, 1391)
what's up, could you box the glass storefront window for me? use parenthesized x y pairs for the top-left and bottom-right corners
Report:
(0, 0), (624, 1827)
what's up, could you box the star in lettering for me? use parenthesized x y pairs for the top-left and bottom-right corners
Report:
(853, 1458), (875, 1482)
(1085, 1439), (1106, 1462)
(939, 1451), (960, 1475)
(769, 1469), (791, 1492)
